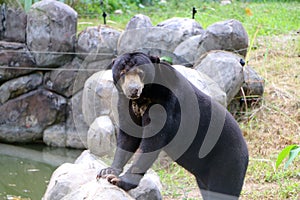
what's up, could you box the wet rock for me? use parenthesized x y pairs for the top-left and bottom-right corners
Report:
(118, 27), (185, 55)
(26, 0), (77, 67)
(66, 90), (89, 149)
(87, 116), (116, 157)
(77, 25), (120, 61)
(194, 51), (244, 103)
(125, 14), (153, 30)
(157, 17), (203, 41)
(0, 89), (67, 143)
(43, 150), (162, 200)
(0, 41), (36, 83)
(0, 72), (43, 104)
(197, 19), (248, 57)
(174, 35), (203, 65)
(0, 5), (27, 43)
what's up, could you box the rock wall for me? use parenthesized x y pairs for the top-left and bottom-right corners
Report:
(0, 0), (120, 148)
(0, 0), (264, 149)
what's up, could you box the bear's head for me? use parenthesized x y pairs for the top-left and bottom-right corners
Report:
(111, 52), (158, 99)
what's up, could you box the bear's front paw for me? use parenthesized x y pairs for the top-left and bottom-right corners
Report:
(116, 173), (143, 191)
(96, 167), (122, 180)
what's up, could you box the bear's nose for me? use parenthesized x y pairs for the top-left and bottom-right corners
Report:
(129, 87), (139, 96)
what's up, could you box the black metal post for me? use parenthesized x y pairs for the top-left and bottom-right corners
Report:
(192, 7), (197, 19)
(102, 11), (107, 25)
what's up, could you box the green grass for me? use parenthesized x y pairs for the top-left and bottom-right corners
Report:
(77, 1), (299, 38)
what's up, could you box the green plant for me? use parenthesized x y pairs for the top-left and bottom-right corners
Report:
(276, 145), (300, 170)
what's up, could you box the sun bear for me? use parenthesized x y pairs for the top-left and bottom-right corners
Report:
(97, 52), (248, 200)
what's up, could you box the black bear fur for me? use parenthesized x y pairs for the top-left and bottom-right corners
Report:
(97, 52), (248, 200)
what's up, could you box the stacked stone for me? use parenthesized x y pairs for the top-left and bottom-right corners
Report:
(0, 1), (264, 150)
(0, 0), (121, 148)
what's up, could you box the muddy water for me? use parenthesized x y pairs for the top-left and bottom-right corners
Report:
(0, 143), (83, 200)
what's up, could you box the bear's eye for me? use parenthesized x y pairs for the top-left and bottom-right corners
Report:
(138, 70), (145, 79)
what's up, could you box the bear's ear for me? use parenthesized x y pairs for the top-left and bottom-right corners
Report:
(149, 56), (160, 64)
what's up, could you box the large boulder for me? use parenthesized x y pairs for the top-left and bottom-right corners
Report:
(157, 17), (203, 41)
(0, 89), (66, 143)
(197, 19), (248, 58)
(0, 5), (27, 43)
(0, 72), (43, 104)
(87, 116), (116, 157)
(228, 66), (265, 117)
(77, 25), (120, 61)
(44, 57), (84, 98)
(125, 14), (153, 30)
(242, 66), (265, 97)
(138, 48), (192, 66)
(26, 0), (77, 67)
(82, 70), (116, 126)
(43, 150), (162, 200)
(118, 27), (186, 55)
(174, 35), (203, 65)
(0, 41), (36, 83)
(43, 123), (67, 147)
(172, 65), (227, 106)
(66, 91), (89, 149)
(194, 51), (244, 103)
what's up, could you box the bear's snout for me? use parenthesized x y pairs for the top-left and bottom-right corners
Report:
(126, 84), (142, 99)
(121, 73), (144, 99)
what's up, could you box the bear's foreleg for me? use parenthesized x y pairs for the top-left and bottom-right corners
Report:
(97, 129), (141, 181)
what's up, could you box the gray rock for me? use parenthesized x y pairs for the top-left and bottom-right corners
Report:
(44, 57), (84, 98)
(0, 5), (4, 38)
(0, 41), (36, 83)
(74, 148), (104, 165)
(197, 19), (248, 57)
(0, 73), (43, 104)
(26, 0), (77, 67)
(194, 51), (244, 103)
(128, 172), (162, 200)
(82, 70), (116, 126)
(87, 116), (116, 157)
(172, 65), (227, 106)
(77, 25), (120, 60)
(157, 17), (203, 41)
(43, 124), (67, 147)
(118, 27), (185, 55)
(0, 5), (27, 42)
(43, 163), (100, 200)
(174, 35), (203, 65)
(242, 66), (265, 97)
(138, 48), (192, 67)
(125, 14), (153, 30)
(0, 89), (67, 143)
(228, 66), (265, 117)
(66, 90), (89, 149)
(43, 150), (162, 200)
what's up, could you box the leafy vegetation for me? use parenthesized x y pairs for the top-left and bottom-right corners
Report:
(276, 145), (300, 170)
